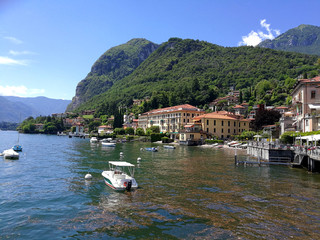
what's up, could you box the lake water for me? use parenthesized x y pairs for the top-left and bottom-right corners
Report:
(1, 131), (320, 239)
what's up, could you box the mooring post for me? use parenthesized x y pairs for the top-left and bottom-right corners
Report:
(234, 148), (237, 165)
(258, 155), (261, 166)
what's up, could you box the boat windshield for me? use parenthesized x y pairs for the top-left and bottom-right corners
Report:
(108, 161), (135, 176)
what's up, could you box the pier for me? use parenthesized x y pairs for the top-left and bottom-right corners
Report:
(240, 140), (320, 172)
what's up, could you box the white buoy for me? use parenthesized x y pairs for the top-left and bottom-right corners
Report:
(137, 157), (141, 161)
(120, 152), (123, 155)
(85, 173), (92, 179)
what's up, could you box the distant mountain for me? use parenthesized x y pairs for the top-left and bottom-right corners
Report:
(258, 24), (320, 56)
(67, 38), (159, 111)
(0, 96), (71, 123)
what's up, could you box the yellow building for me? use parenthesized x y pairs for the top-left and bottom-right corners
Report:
(194, 111), (250, 139)
(138, 104), (205, 138)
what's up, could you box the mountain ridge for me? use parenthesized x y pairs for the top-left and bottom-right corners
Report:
(0, 96), (71, 123)
(67, 38), (159, 111)
(258, 24), (320, 55)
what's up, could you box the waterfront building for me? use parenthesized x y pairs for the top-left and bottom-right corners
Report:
(291, 76), (320, 132)
(179, 123), (206, 145)
(98, 125), (113, 134)
(138, 104), (204, 138)
(193, 111), (250, 139)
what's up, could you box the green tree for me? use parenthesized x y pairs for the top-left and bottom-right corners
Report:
(125, 127), (134, 135)
(135, 127), (145, 136)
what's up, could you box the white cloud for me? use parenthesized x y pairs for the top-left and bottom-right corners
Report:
(239, 19), (280, 46)
(9, 50), (36, 56)
(4, 36), (23, 44)
(0, 56), (27, 65)
(0, 85), (45, 97)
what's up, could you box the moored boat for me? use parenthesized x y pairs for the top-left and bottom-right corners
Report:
(101, 161), (138, 191)
(163, 145), (175, 149)
(3, 148), (19, 159)
(101, 142), (116, 147)
(90, 137), (98, 143)
(12, 144), (22, 151)
(145, 147), (158, 152)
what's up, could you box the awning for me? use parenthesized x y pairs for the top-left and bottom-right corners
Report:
(184, 125), (194, 128)
(296, 134), (320, 141)
(308, 104), (320, 109)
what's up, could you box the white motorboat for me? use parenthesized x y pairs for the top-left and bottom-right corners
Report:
(102, 161), (138, 191)
(90, 137), (98, 143)
(163, 145), (175, 149)
(3, 148), (19, 159)
(101, 142), (116, 147)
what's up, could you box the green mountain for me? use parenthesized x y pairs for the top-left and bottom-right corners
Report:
(76, 38), (318, 112)
(258, 24), (320, 56)
(67, 38), (159, 111)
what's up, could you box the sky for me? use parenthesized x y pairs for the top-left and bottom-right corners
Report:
(0, 0), (319, 100)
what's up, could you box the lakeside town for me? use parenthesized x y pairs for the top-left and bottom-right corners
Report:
(14, 75), (320, 172)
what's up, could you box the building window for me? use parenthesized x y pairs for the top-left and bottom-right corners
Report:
(234, 129), (236, 133)
(214, 128), (216, 133)
(234, 122), (236, 127)
(187, 113), (190, 116)
(228, 121), (230, 126)
(244, 122), (246, 126)
(192, 114), (194, 117)
(183, 119), (185, 123)
(311, 90), (316, 99)
(214, 120), (216, 126)
(207, 128), (209, 132)
(306, 119), (309, 126)
(221, 135), (224, 139)
(222, 121), (224, 126)
(239, 123), (240, 127)
(184, 113), (186, 116)
(221, 128), (224, 133)
(228, 129), (230, 133)
(207, 120), (209, 125)
(187, 119), (189, 123)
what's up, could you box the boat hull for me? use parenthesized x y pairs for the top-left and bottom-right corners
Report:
(102, 171), (138, 191)
(3, 149), (19, 159)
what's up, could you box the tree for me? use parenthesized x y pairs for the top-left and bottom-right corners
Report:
(125, 127), (134, 135)
(252, 108), (281, 131)
(135, 128), (145, 136)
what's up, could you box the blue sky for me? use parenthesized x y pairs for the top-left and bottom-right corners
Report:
(0, 0), (319, 100)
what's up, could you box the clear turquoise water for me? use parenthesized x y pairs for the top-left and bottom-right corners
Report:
(1, 131), (320, 239)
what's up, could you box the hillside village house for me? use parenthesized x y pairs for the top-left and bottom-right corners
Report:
(138, 104), (205, 138)
(291, 76), (320, 132)
(98, 125), (113, 134)
(193, 111), (250, 139)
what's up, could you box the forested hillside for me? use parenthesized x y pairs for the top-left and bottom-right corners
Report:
(67, 38), (159, 111)
(77, 38), (319, 113)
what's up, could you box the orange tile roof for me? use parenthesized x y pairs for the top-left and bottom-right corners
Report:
(233, 105), (245, 109)
(143, 104), (203, 115)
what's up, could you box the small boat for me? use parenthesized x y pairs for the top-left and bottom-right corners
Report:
(90, 137), (98, 143)
(3, 148), (19, 159)
(12, 144), (22, 151)
(102, 142), (116, 147)
(102, 161), (138, 191)
(163, 145), (175, 149)
(145, 147), (158, 152)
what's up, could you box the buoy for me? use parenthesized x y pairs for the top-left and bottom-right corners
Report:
(85, 173), (92, 179)
(140, 148), (143, 151)
(137, 157), (141, 161)
(120, 152), (123, 155)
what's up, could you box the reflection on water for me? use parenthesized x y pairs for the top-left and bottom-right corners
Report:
(1, 132), (320, 239)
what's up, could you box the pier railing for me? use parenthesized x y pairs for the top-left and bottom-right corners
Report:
(248, 141), (292, 150)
